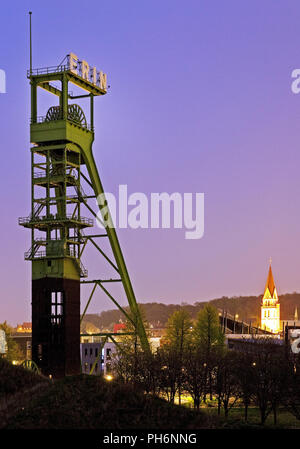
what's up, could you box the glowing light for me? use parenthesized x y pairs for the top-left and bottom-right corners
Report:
(105, 374), (113, 381)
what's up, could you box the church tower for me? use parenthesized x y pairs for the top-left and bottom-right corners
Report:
(261, 262), (280, 333)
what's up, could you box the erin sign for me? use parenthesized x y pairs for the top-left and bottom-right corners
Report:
(69, 53), (107, 92)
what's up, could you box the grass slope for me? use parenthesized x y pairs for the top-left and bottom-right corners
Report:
(0, 357), (48, 399)
(4, 375), (215, 429)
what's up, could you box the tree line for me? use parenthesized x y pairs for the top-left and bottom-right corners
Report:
(82, 292), (300, 332)
(112, 305), (300, 425)
(0, 322), (23, 362)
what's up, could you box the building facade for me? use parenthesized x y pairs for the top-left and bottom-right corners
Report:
(80, 341), (116, 376)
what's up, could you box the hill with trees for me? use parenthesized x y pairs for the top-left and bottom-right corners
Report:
(81, 292), (300, 332)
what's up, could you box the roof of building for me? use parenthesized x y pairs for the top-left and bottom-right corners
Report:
(113, 323), (126, 333)
(265, 265), (275, 296)
(263, 264), (278, 302)
(16, 322), (32, 332)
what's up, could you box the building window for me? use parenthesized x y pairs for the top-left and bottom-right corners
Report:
(106, 348), (111, 360)
(51, 291), (63, 325)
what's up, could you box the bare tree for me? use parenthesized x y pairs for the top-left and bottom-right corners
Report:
(183, 347), (207, 410)
(235, 351), (256, 422)
(213, 350), (240, 418)
(164, 309), (192, 404)
(250, 339), (286, 425)
(156, 346), (181, 403)
(193, 305), (225, 401)
(281, 351), (300, 421)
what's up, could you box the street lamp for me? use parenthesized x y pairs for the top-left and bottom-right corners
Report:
(105, 374), (113, 381)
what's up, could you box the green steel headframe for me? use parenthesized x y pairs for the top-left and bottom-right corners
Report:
(22, 55), (150, 353)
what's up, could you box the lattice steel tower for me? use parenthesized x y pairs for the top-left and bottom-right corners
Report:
(19, 52), (149, 377)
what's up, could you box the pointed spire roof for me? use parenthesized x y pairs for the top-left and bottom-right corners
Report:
(265, 264), (276, 297)
(262, 260), (279, 303)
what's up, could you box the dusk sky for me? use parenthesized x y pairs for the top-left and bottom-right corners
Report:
(1, 1), (300, 325)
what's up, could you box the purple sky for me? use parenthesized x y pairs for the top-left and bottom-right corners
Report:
(1, 1), (300, 325)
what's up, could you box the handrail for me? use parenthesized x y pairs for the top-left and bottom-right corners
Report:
(79, 260), (88, 277)
(24, 248), (88, 277)
(19, 215), (93, 226)
(33, 171), (78, 180)
(27, 64), (69, 77)
(31, 114), (93, 131)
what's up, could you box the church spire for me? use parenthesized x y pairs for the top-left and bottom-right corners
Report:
(263, 262), (277, 300)
(295, 307), (298, 321)
(261, 259), (280, 333)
